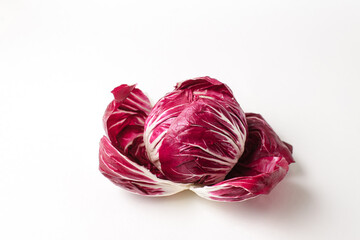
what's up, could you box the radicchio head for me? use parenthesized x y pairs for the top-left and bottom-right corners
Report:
(99, 77), (294, 202)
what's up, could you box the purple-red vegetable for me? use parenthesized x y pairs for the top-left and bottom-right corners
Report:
(99, 76), (294, 202)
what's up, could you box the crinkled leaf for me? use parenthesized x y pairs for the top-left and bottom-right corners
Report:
(99, 137), (189, 196)
(190, 113), (294, 202)
(103, 84), (162, 177)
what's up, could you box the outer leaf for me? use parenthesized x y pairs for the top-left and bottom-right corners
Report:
(99, 137), (189, 196)
(103, 84), (161, 176)
(190, 113), (294, 202)
(144, 77), (247, 185)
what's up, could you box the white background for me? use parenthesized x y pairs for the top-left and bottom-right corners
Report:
(1, 0), (359, 239)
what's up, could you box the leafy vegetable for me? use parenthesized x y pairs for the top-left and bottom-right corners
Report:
(144, 77), (247, 185)
(99, 77), (294, 202)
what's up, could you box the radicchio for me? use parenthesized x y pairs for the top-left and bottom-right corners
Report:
(144, 77), (247, 185)
(99, 77), (294, 202)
